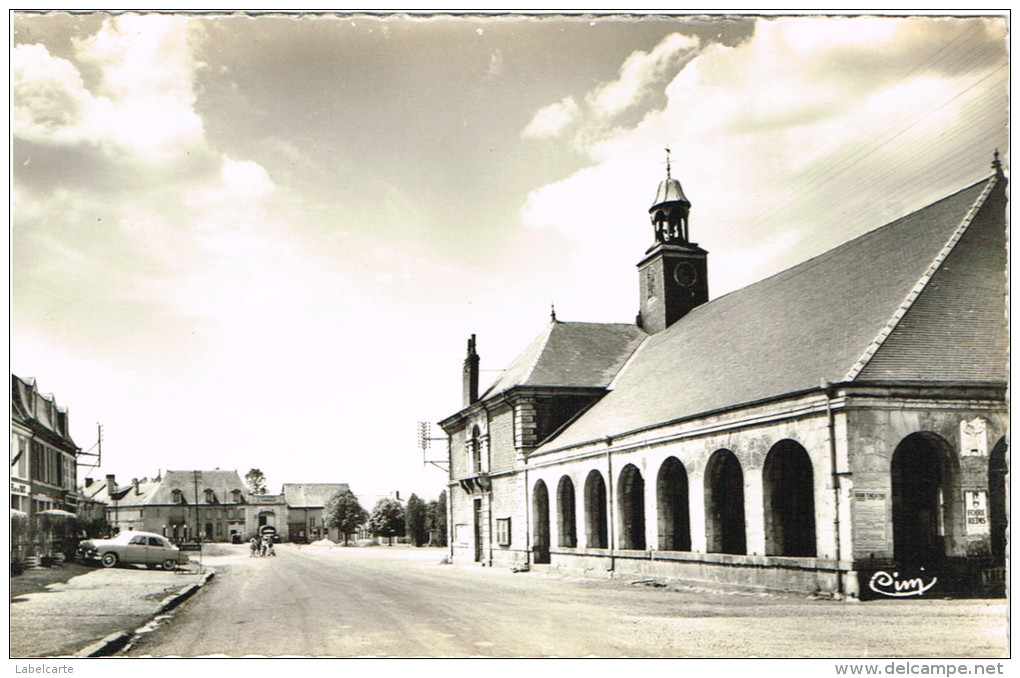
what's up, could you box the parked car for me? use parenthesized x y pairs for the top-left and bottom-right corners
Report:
(77, 531), (189, 570)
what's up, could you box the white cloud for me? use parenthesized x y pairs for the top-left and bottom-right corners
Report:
(590, 32), (700, 118)
(519, 16), (1008, 310)
(521, 96), (578, 139)
(13, 14), (204, 164)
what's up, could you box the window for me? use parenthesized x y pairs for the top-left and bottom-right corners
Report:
(172, 489), (185, 505)
(496, 518), (511, 546)
(309, 516), (316, 528)
(205, 489), (217, 504)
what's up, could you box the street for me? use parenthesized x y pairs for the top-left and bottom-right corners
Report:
(122, 543), (1007, 657)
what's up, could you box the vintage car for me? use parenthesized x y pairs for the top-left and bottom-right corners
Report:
(77, 530), (190, 570)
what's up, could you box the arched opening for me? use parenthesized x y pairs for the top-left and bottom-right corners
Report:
(705, 449), (746, 555)
(763, 440), (816, 557)
(617, 464), (645, 550)
(557, 476), (577, 548)
(532, 480), (550, 564)
(989, 437), (1008, 566)
(891, 432), (954, 567)
(584, 470), (608, 549)
(657, 457), (690, 551)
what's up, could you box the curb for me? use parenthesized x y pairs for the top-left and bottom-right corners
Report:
(74, 570), (215, 657)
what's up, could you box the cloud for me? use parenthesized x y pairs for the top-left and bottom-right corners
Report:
(13, 14), (204, 164)
(589, 32), (700, 118)
(521, 32), (700, 144)
(518, 15), (1008, 312)
(521, 96), (579, 139)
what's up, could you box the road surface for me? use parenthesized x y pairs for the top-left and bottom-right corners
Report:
(123, 543), (1007, 657)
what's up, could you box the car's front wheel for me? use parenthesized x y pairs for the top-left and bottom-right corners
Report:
(101, 552), (118, 568)
(162, 559), (177, 571)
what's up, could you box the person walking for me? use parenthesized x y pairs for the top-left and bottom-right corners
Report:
(249, 536), (259, 558)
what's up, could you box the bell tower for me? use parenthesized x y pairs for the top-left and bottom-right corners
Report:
(637, 149), (708, 334)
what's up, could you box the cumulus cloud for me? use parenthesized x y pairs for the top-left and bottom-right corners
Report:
(590, 32), (700, 118)
(521, 96), (579, 139)
(13, 14), (204, 164)
(519, 16), (1007, 309)
(521, 32), (701, 145)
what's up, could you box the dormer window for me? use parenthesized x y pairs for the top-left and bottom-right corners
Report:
(172, 489), (186, 505)
(205, 489), (216, 504)
(231, 489), (243, 504)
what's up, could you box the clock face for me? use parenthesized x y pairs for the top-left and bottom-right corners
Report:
(674, 262), (697, 287)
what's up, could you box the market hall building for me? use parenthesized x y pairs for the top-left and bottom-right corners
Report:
(439, 155), (1008, 598)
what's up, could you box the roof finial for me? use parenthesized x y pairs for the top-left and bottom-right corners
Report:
(550, 303), (557, 323)
(665, 146), (672, 180)
(992, 148), (1003, 176)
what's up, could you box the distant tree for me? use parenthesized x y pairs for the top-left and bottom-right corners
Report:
(426, 490), (448, 547)
(245, 468), (267, 495)
(323, 489), (368, 545)
(405, 494), (427, 547)
(369, 497), (405, 545)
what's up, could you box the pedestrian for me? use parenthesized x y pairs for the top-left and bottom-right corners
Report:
(249, 536), (259, 558)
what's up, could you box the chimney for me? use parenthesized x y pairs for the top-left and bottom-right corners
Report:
(85, 478), (94, 488)
(462, 334), (480, 407)
(106, 474), (116, 494)
(133, 478), (140, 495)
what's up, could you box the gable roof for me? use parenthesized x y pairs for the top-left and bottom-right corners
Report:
(480, 321), (646, 399)
(282, 483), (351, 508)
(540, 173), (1006, 452)
(94, 470), (248, 507)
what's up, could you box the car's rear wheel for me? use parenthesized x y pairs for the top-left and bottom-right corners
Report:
(162, 558), (177, 571)
(101, 552), (118, 568)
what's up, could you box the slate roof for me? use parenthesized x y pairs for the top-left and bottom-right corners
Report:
(282, 483), (351, 508)
(480, 321), (646, 399)
(538, 173), (1006, 452)
(93, 470), (247, 506)
(11, 375), (77, 450)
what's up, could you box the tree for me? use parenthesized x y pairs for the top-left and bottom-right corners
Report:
(405, 494), (427, 547)
(369, 497), (405, 545)
(426, 490), (448, 547)
(245, 468), (267, 495)
(323, 489), (368, 545)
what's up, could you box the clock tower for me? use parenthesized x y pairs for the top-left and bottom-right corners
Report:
(637, 151), (708, 334)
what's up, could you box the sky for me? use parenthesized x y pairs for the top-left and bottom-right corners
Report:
(11, 12), (1008, 502)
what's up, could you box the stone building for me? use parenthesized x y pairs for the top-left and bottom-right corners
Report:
(282, 483), (351, 543)
(439, 155), (1007, 598)
(11, 375), (80, 516)
(86, 469), (248, 543)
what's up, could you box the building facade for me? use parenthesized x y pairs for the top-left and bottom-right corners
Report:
(11, 375), (80, 516)
(440, 156), (1008, 598)
(86, 470), (249, 543)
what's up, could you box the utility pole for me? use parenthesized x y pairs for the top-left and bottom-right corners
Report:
(418, 421), (449, 472)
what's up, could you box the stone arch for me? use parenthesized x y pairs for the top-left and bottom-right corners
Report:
(557, 476), (577, 548)
(584, 470), (608, 549)
(657, 456), (691, 551)
(705, 449), (746, 555)
(989, 436), (1008, 566)
(762, 440), (816, 557)
(617, 464), (646, 550)
(532, 479), (550, 564)
(891, 432), (958, 566)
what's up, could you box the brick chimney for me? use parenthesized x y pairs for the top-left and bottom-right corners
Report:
(462, 334), (480, 407)
(106, 474), (116, 494)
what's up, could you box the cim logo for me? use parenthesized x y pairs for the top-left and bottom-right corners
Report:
(868, 570), (938, 597)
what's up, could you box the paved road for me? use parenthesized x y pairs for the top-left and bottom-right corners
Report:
(123, 544), (1007, 657)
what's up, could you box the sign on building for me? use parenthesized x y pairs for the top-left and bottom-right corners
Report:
(960, 417), (989, 457)
(852, 490), (888, 554)
(965, 490), (989, 535)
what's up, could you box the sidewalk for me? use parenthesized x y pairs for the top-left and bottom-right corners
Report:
(10, 563), (213, 658)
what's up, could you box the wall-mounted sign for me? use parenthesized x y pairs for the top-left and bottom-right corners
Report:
(853, 490), (887, 553)
(965, 490), (989, 535)
(11, 482), (29, 496)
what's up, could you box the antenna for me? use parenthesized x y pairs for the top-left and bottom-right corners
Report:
(77, 423), (103, 470)
(418, 421), (449, 472)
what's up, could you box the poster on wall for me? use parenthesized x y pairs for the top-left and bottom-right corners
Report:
(852, 490), (887, 555)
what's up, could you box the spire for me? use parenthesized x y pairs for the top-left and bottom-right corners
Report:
(650, 148), (691, 245)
